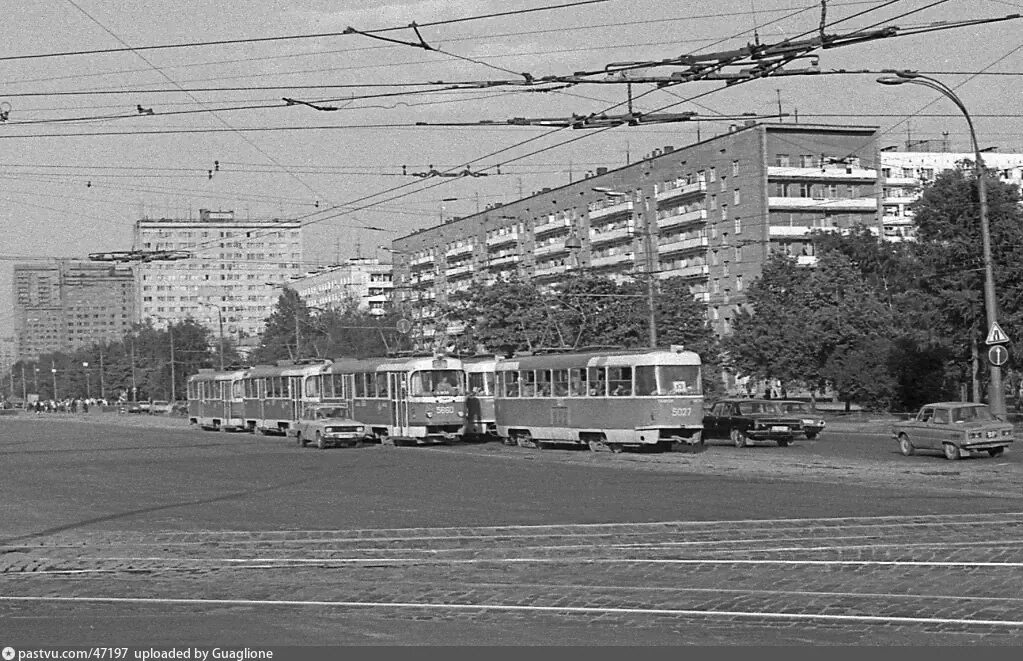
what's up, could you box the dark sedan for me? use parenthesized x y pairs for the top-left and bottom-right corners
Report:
(703, 399), (805, 447)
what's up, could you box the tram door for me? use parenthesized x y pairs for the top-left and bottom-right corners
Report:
(289, 376), (302, 422)
(389, 371), (410, 437)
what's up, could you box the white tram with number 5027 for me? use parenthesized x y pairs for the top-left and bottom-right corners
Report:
(492, 346), (704, 452)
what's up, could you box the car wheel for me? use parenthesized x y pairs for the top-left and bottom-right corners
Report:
(898, 434), (914, 457)
(316, 431), (325, 450)
(295, 432), (303, 446)
(943, 442), (961, 461)
(731, 428), (747, 448)
(805, 432), (818, 440)
(987, 447), (1005, 457)
(777, 439), (789, 447)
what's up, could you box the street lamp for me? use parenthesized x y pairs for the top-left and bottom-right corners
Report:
(51, 363), (58, 402)
(593, 187), (658, 348)
(877, 71), (1005, 415)
(200, 301), (226, 370)
(82, 362), (91, 399)
(152, 317), (177, 402)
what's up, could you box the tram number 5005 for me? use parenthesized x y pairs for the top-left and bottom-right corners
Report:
(671, 407), (693, 417)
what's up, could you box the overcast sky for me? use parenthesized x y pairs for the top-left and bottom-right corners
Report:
(1, 0), (1021, 335)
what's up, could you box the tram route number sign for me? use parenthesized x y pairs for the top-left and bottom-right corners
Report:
(988, 344), (1009, 367)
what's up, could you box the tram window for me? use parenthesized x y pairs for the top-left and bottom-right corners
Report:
(657, 365), (701, 394)
(232, 381), (243, 398)
(635, 366), (658, 396)
(354, 373), (367, 398)
(330, 374), (347, 399)
(587, 367), (607, 396)
(305, 377), (320, 398)
(609, 366), (633, 396)
(468, 372), (485, 395)
(502, 371), (520, 397)
(375, 373), (389, 398)
(520, 370), (537, 397)
(569, 368), (586, 396)
(552, 369), (569, 397)
(536, 369), (553, 397)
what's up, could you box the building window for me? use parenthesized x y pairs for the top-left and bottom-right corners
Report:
(733, 189), (741, 205)
(708, 167), (716, 183)
(734, 218), (742, 234)
(776, 154), (790, 167)
(736, 275), (744, 291)
(732, 160), (739, 176)
(800, 154), (815, 168)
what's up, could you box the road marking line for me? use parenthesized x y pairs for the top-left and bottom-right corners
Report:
(18, 557), (1023, 568)
(2, 595), (1021, 627)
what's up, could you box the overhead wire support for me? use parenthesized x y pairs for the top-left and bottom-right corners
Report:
(282, 97), (338, 112)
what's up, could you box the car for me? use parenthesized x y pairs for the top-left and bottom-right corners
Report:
(892, 402), (1014, 460)
(774, 400), (827, 439)
(291, 404), (373, 449)
(702, 398), (805, 447)
(149, 400), (172, 415)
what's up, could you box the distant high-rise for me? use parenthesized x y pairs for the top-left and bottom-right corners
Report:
(133, 209), (303, 342)
(288, 258), (393, 316)
(13, 260), (135, 362)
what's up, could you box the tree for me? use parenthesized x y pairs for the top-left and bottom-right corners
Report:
(250, 289), (322, 365)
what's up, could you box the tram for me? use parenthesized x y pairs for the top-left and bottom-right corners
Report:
(240, 360), (332, 435)
(462, 354), (499, 441)
(493, 346), (704, 452)
(325, 353), (467, 445)
(186, 368), (246, 431)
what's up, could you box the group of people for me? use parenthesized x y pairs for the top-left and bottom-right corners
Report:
(9, 398), (112, 413)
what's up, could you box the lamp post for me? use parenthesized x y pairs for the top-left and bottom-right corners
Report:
(877, 71), (1005, 415)
(51, 362), (58, 402)
(201, 301), (226, 370)
(593, 187), (658, 348)
(82, 362), (91, 399)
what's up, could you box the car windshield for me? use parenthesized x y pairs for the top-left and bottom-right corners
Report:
(951, 405), (995, 423)
(315, 407), (348, 419)
(777, 402), (809, 414)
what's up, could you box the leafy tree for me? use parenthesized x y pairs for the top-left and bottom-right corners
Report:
(250, 289), (323, 365)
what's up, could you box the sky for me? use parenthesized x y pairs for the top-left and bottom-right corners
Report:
(1, 0), (1021, 337)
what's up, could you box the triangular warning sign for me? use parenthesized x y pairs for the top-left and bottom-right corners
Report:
(986, 321), (1009, 345)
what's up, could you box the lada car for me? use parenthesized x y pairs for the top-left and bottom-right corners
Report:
(702, 398), (804, 447)
(892, 402), (1013, 460)
(775, 400), (827, 439)
(292, 404), (373, 449)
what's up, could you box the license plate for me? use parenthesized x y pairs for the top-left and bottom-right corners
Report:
(771, 426), (789, 432)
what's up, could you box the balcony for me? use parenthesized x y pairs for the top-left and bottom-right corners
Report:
(796, 255), (818, 266)
(658, 236), (708, 254)
(487, 254), (519, 268)
(656, 180), (706, 202)
(883, 175), (919, 187)
(768, 225), (831, 238)
(533, 262), (571, 277)
(657, 208), (707, 230)
(768, 196), (878, 212)
(533, 216), (571, 237)
(588, 225), (634, 246)
(445, 264), (473, 279)
(486, 230), (519, 247)
(410, 254), (433, 267)
(534, 241), (571, 257)
(657, 264), (709, 279)
(589, 252), (635, 269)
(588, 199), (633, 220)
(768, 165), (878, 182)
(445, 243), (474, 259)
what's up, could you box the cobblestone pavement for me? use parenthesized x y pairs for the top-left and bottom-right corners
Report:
(2, 513), (1022, 645)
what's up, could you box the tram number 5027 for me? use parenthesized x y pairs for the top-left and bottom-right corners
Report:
(671, 407), (693, 417)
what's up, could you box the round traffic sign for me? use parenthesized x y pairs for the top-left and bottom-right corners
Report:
(988, 344), (1009, 367)
(396, 318), (413, 334)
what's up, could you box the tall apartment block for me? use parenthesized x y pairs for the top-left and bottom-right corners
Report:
(287, 257), (393, 316)
(134, 209), (303, 342)
(13, 260), (135, 362)
(391, 122), (882, 338)
(880, 150), (1023, 241)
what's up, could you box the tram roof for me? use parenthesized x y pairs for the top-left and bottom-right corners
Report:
(497, 348), (701, 370)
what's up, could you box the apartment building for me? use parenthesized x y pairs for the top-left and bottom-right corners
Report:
(391, 122), (882, 338)
(880, 149), (1023, 241)
(287, 257), (393, 316)
(133, 209), (303, 341)
(13, 260), (135, 361)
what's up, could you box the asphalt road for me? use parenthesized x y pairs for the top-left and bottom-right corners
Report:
(1, 415), (1021, 646)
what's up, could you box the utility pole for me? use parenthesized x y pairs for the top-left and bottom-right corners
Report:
(51, 360), (58, 401)
(21, 364), (26, 403)
(99, 348), (106, 400)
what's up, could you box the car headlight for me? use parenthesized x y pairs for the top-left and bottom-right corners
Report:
(969, 431), (982, 439)
(425, 411), (433, 418)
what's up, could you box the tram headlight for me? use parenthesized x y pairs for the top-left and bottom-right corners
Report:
(425, 411), (433, 418)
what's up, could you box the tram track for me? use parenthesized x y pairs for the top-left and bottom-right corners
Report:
(3, 514), (1022, 642)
